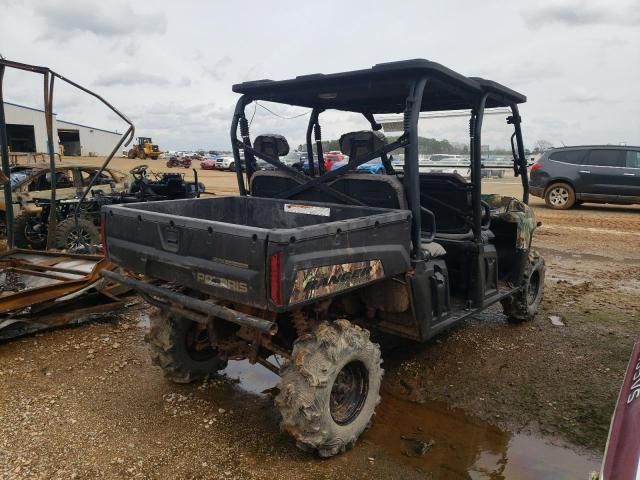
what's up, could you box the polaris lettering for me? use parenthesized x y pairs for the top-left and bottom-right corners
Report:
(193, 272), (248, 293)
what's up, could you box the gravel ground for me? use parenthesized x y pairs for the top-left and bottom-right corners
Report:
(0, 162), (638, 479)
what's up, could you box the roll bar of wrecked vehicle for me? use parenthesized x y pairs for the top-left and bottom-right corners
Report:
(0, 57), (134, 250)
(229, 70), (529, 259)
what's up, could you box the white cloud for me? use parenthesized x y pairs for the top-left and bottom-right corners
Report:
(33, 0), (166, 40)
(523, 0), (640, 27)
(0, 0), (637, 150)
(94, 67), (170, 87)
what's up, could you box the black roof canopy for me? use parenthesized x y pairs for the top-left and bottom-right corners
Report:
(233, 59), (526, 114)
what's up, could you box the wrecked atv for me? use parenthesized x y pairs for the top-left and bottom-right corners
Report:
(101, 59), (545, 456)
(13, 165), (205, 251)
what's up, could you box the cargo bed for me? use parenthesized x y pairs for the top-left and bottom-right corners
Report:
(103, 196), (412, 310)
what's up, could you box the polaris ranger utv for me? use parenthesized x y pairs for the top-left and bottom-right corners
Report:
(101, 59), (545, 457)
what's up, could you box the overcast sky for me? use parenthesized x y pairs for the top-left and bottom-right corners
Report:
(1, 0), (638, 151)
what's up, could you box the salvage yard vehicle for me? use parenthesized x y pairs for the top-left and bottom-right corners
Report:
(1, 164), (128, 213)
(530, 145), (640, 209)
(13, 166), (204, 250)
(101, 59), (544, 457)
(213, 156), (237, 171)
(166, 156), (192, 169)
(127, 137), (161, 160)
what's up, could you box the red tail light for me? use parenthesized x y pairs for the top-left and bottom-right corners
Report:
(530, 162), (542, 172)
(269, 252), (283, 306)
(100, 220), (108, 258)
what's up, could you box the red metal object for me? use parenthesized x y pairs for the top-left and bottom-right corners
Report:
(269, 252), (282, 306)
(323, 151), (345, 171)
(601, 338), (640, 480)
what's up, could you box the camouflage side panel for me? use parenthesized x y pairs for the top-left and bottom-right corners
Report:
(289, 260), (384, 304)
(482, 194), (537, 250)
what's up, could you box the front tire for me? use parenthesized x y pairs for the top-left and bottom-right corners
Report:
(147, 311), (227, 383)
(501, 252), (545, 323)
(545, 182), (575, 209)
(275, 320), (382, 457)
(228, 162), (235, 171)
(53, 216), (100, 250)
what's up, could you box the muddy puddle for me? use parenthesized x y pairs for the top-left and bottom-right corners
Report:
(365, 394), (600, 479)
(224, 360), (600, 479)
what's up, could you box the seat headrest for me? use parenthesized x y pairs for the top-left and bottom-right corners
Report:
(339, 130), (386, 159)
(253, 134), (289, 159)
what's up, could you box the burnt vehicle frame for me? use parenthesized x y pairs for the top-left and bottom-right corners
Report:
(102, 59), (544, 456)
(15, 166), (205, 251)
(0, 57), (135, 250)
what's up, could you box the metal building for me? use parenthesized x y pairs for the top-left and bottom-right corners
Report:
(2, 101), (122, 156)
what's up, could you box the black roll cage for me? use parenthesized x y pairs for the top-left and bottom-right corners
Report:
(231, 74), (529, 260)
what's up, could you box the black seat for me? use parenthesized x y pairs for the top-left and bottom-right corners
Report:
(251, 131), (407, 211)
(419, 172), (495, 243)
(419, 172), (472, 235)
(253, 134), (289, 161)
(339, 130), (386, 161)
(250, 170), (408, 209)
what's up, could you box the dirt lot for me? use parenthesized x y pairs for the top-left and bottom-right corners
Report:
(1, 157), (638, 479)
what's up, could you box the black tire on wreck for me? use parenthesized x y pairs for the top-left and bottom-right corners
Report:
(13, 214), (47, 249)
(501, 252), (545, 323)
(53, 216), (100, 250)
(275, 319), (383, 457)
(146, 311), (227, 383)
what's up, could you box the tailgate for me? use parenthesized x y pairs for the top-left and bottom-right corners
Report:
(103, 206), (270, 307)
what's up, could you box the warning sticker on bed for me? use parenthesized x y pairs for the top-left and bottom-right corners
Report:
(284, 203), (330, 217)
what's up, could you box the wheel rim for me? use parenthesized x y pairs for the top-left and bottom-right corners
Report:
(330, 360), (369, 425)
(527, 270), (541, 306)
(66, 227), (92, 249)
(549, 187), (569, 206)
(185, 323), (216, 362)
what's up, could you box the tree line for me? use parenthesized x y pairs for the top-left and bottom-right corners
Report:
(299, 136), (527, 156)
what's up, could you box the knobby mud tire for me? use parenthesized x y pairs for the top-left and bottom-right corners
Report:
(275, 319), (383, 457)
(146, 310), (227, 383)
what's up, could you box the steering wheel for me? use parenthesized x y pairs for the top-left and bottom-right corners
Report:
(129, 164), (148, 180)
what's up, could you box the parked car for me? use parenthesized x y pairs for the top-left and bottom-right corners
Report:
(280, 151), (305, 169)
(1, 164), (128, 219)
(200, 158), (217, 170)
(529, 146), (640, 209)
(214, 156), (236, 171)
